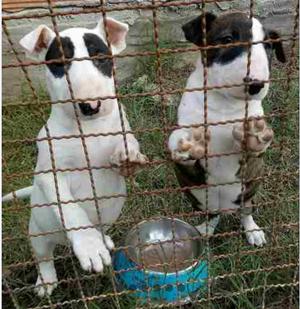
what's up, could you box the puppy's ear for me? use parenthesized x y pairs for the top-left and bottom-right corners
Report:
(268, 30), (286, 63)
(19, 25), (55, 60)
(97, 17), (129, 54)
(182, 13), (217, 46)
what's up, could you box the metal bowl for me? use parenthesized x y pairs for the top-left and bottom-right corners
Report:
(113, 217), (207, 305)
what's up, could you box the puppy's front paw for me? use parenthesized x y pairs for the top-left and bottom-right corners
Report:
(241, 215), (267, 247)
(110, 148), (148, 176)
(172, 127), (211, 161)
(245, 227), (267, 247)
(71, 229), (114, 273)
(233, 119), (273, 154)
(35, 275), (57, 297)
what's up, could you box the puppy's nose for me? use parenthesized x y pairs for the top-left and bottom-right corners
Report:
(79, 100), (101, 116)
(244, 78), (265, 95)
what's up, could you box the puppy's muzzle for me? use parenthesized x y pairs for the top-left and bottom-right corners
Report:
(244, 78), (265, 95)
(79, 100), (101, 116)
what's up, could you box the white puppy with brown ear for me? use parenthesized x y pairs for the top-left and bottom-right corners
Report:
(168, 12), (285, 246)
(3, 17), (147, 297)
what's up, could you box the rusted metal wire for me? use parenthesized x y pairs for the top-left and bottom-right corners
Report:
(1, 0), (251, 20)
(3, 215), (299, 244)
(235, 0), (254, 296)
(3, 110), (298, 147)
(4, 280), (298, 309)
(3, 261), (298, 297)
(4, 36), (294, 70)
(2, 75), (298, 109)
(3, 170), (298, 215)
(4, 242), (298, 277)
(3, 0), (299, 308)
(136, 281), (299, 309)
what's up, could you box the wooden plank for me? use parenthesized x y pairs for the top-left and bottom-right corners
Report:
(3, 0), (56, 10)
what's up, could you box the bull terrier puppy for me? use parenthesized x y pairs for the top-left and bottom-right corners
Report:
(168, 12), (285, 246)
(3, 17), (147, 296)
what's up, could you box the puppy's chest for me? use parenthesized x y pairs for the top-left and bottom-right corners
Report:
(62, 135), (125, 198)
(205, 126), (239, 182)
(205, 110), (242, 181)
(207, 107), (240, 153)
(210, 124), (235, 153)
(57, 135), (119, 167)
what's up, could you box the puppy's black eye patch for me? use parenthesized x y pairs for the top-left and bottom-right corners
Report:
(207, 30), (250, 66)
(219, 35), (233, 44)
(45, 36), (74, 78)
(83, 33), (113, 78)
(205, 14), (252, 66)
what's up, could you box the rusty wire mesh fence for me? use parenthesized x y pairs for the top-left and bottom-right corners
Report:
(2, 0), (299, 308)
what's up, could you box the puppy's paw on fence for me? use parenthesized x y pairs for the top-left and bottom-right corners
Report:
(172, 127), (211, 161)
(233, 119), (273, 154)
(110, 148), (148, 176)
(71, 229), (113, 273)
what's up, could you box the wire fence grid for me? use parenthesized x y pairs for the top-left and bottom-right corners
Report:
(2, 0), (299, 308)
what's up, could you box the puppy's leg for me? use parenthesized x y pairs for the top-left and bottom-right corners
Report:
(196, 214), (220, 236)
(110, 134), (148, 176)
(233, 119), (269, 247)
(241, 200), (266, 247)
(30, 218), (57, 297)
(35, 174), (113, 274)
(110, 109), (148, 176)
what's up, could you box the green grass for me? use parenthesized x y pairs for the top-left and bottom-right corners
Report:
(3, 51), (298, 309)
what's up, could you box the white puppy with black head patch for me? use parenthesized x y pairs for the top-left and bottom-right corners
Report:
(3, 17), (147, 296)
(168, 12), (285, 246)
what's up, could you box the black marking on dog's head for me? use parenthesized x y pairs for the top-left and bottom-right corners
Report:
(182, 12), (252, 67)
(45, 37), (74, 78)
(182, 12), (217, 46)
(264, 30), (286, 64)
(83, 33), (113, 78)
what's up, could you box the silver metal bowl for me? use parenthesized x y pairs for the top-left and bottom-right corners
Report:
(125, 217), (203, 273)
(113, 217), (207, 304)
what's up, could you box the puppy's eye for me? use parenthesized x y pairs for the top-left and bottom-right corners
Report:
(221, 36), (233, 44)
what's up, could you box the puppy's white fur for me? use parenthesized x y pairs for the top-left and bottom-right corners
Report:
(5, 18), (147, 297)
(169, 18), (270, 246)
